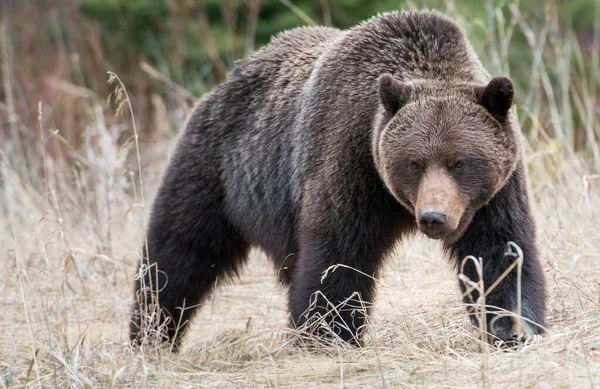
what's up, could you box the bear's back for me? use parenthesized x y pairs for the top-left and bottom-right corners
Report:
(327, 11), (488, 84)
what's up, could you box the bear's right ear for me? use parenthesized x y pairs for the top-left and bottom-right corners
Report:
(378, 73), (411, 115)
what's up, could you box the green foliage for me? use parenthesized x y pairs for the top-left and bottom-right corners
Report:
(77, 0), (448, 92)
(79, 0), (597, 88)
(79, 0), (597, 93)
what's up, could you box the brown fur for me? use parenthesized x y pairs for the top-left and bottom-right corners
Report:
(130, 10), (546, 349)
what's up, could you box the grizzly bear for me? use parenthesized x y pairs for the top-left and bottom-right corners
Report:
(130, 10), (546, 348)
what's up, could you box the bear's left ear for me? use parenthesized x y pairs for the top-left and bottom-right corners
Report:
(378, 73), (411, 115)
(477, 76), (514, 118)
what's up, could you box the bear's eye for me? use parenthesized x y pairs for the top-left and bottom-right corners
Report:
(410, 161), (421, 171)
(452, 160), (465, 171)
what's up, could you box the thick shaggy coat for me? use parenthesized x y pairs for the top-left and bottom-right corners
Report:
(130, 10), (546, 348)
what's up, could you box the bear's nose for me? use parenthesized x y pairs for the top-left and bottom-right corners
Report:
(418, 211), (447, 227)
(418, 211), (450, 239)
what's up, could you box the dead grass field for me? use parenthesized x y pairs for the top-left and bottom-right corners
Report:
(2, 2), (600, 388)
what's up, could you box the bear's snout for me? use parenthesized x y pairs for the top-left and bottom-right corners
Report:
(415, 169), (463, 239)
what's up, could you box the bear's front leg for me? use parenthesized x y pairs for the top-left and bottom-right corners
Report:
(446, 163), (546, 343)
(289, 183), (412, 345)
(289, 230), (376, 345)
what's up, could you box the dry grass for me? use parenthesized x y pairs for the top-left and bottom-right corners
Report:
(2, 1), (600, 388)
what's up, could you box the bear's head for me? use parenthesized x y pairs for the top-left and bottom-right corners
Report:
(373, 74), (521, 243)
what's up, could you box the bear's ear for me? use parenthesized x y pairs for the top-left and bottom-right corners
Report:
(477, 76), (514, 118)
(378, 73), (411, 115)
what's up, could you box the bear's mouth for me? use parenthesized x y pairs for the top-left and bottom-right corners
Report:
(424, 232), (445, 240)
(419, 227), (450, 240)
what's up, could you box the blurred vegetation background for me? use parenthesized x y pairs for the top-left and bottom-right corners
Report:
(0, 0), (599, 187)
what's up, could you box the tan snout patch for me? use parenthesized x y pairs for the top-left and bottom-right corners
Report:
(415, 169), (463, 233)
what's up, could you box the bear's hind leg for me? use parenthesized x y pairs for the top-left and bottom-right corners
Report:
(130, 148), (250, 349)
(130, 205), (249, 349)
(130, 207), (249, 349)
